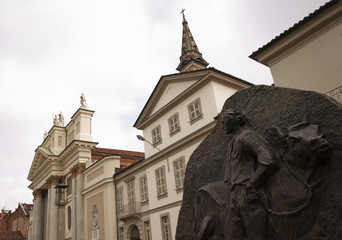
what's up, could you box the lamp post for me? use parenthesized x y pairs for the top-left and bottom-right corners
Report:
(55, 182), (68, 206)
(137, 135), (170, 172)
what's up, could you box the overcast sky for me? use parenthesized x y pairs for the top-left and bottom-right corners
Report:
(0, 0), (329, 211)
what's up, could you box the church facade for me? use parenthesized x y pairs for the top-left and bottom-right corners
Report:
(27, 96), (144, 240)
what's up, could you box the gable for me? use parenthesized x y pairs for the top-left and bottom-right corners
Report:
(151, 80), (197, 115)
(27, 147), (54, 180)
(134, 69), (213, 129)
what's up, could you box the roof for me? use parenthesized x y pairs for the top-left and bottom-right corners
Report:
(92, 147), (144, 158)
(249, 0), (340, 60)
(133, 67), (253, 128)
(20, 203), (33, 216)
(38, 146), (54, 156)
(0, 231), (24, 240)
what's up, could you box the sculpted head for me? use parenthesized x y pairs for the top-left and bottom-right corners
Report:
(284, 122), (331, 168)
(221, 109), (246, 134)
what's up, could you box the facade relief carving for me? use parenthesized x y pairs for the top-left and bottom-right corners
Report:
(176, 86), (342, 240)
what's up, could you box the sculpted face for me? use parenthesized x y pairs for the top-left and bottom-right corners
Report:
(222, 117), (234, 134)
(286, 124), (331, 168)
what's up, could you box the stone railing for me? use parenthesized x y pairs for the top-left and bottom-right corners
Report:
(117, 202), (141, 219)
(326, 86), (342, 104)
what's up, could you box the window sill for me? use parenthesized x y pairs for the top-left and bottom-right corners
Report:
(169, 128), (181, 137)
(175, 187), (184, 194)
(189, 114), (203, 125)
(157, 193), (168, 200)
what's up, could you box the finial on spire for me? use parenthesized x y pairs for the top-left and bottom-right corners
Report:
(181, 9), (186, 22)
(44, 131), (48, 140)
(80, 93), (87, 109)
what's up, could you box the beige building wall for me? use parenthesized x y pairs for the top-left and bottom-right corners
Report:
(271, 22), (342, 93)
(83, 156), (121, 240)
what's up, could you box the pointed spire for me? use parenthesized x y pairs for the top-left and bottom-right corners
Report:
(176, 10), (209, 72)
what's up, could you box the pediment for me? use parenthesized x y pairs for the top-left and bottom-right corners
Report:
(27, 147), (55, 180)
(135, 69), (212, 129)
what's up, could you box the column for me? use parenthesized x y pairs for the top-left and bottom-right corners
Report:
(32, 189), (44, 240)
(47, 176), (62, 240)
(45, 187), (50, 240)
(71, 163), (86, 240)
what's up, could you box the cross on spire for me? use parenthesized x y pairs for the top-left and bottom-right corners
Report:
(176, 10), (209, 72)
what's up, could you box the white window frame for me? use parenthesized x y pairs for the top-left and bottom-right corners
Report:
(168, 113), (180, 136)
(173, 157), (185, 191)
(139, 176), (148, 203)
(127, 181), (135, 214)
(188, 98), (203, 124)
(155, 166), (167, 197)
(160, 214), (172, 240)
(144, 220), (152, 240)
(116, 186), (124, 211)
(151, 125), (162, 146)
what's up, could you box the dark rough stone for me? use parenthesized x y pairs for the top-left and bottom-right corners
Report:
(176, 85), (342, 240)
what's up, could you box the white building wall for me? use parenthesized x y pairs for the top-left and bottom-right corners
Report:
(143, 82), (218, 158)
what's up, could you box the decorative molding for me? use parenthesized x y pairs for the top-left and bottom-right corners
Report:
(32, 189), (44, 199)
(46, 175), (64, 187)
(70, 162), (87, 177)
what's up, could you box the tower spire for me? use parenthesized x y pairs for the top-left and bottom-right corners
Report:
(176, 10), (209, 72)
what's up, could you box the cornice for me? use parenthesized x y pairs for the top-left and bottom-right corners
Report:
(59, 140), (98, 162)
(251, 3), (342, 66)
(115, 120), (216, 180)
(136, 70), (249, 129)
(82, 177), (114, 196)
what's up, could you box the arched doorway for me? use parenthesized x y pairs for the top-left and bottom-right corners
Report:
(129, 224), (140, 240)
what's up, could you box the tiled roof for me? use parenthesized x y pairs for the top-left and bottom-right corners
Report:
(92, 147), (144, 158)
(0, 231), (24, 240)
(250, 0), (339, 60)
(20, 203), (33, 216)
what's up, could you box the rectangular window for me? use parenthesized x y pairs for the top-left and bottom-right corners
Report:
(140, 176), (148, 203)
(173, 158), (185, 190)
(117, 187), (123, 211)
(152, 125), (162, 145)
(168, 113), (180, 136)
(51, 137), (55, 148)
(161, 215), (172, 240)
(155, 167), (167, 197)
(188, 98), (202, 123)
(144, 221), (151, 240)
(127, 181), (135, 214)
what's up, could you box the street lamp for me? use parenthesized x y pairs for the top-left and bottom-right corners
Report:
(55, 182), (68, 206)
(136, 135), (170, 172)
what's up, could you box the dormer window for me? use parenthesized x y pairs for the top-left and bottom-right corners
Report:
(151, 125), (162, 146)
